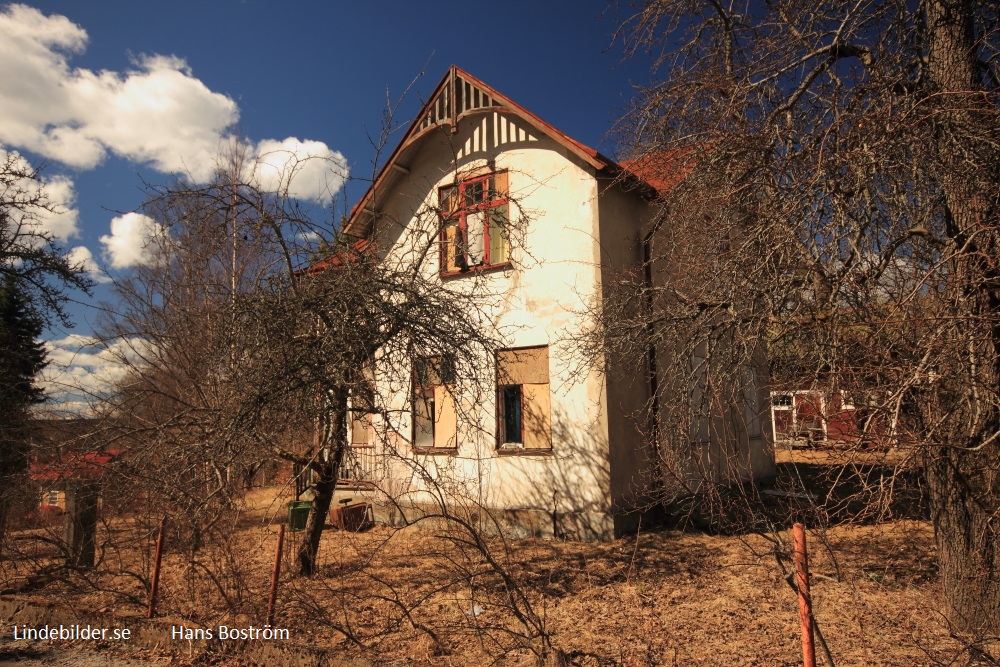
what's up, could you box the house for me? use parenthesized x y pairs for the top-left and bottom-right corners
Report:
(26, 418), (109, 511)
(327, 66), (775, 540)
(770, 386), (894, 448)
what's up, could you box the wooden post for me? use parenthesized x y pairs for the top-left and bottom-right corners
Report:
(267, 523), (285, 626)
(147, 517), (166, 619)
(64, 481), (99, 569)
(793, 523), (816, 667)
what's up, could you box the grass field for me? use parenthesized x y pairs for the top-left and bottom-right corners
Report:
(1, 449), (991, 666)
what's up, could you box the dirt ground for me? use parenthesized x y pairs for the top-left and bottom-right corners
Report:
(1, 452), (993, 667)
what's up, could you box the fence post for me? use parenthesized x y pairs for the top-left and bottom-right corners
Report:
(267, 523), (285, 626)
(147, 517), (166, 618)
(793, 522), (816, 667)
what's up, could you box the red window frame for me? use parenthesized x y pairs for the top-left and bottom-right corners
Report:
(439, 172), (510, 276)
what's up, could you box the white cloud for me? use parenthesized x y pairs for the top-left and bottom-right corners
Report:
(248, 138), (349, 205)
(1, 147), (80, 239)
(0, 6), (349, 202)
(39, 334), (149, 406)
(0, 4), (238, 181)
(99, 212), (164, 269)
(68, 245), (111, 283)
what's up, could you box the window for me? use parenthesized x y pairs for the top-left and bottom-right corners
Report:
(772, 393), (793, 407)
(350, 411), (372, 446)
(497, 346), (551, 450)
(46, 490), (59, 506)
(350, 366), (376, 447)
(440, 171), (510, 274)
(412, 356), (458, 450)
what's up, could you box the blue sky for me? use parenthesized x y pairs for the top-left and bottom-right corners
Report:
(0, 1), (653, 408)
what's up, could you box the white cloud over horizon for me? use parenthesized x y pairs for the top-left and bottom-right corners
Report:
(0, 4), (237, 181)
(39, 334), (150, 409)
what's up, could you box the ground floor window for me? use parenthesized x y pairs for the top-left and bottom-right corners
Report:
(412, 356), (458, 450)
(497, 346), (551, 450)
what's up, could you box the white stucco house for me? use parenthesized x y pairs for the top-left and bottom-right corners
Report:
(330, 66), (774, 540)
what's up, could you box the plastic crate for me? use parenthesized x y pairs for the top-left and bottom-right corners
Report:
(287, 500), (312, 531)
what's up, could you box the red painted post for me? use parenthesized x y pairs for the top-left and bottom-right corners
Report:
(147, 517), (166, 619)
(793, 523), (816, 667)
(266, 523), (285, 626)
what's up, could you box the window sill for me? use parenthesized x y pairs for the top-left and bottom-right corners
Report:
(411, 447), (458, 456)
(496, 448), (553, 457)
(440, 262), (512, 279)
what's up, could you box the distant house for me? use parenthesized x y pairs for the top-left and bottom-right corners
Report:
(321, 66), (775, 539)
(30, 449), (122, 507)
(27, 418), (118, 510)
(769, 386), (893, 447)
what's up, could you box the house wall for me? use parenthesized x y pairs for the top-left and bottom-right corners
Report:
(367, 111), (619, 539)
(595, 177), (660, 532)
(641, 219), (775, 499)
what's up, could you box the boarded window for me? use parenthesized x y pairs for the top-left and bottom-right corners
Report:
(351, 411), (372, 446)
(497, 347), (551, 450)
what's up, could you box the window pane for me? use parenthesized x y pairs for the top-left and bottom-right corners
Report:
(522, 383), (552, 449)
(414, 385), (435, 449)
(351, 411), (370, 445)
(464, 180), (484, 206)
(501, 385), (523, 443)
(492, 171), (508, 198)
(415, 356), (455, 386)
(440, 185), (458, 213)
(433, 385), (457, 448)
(442, 221), (461, 272)
(466, 211), (485, 265)
(488, 204), (509, 264)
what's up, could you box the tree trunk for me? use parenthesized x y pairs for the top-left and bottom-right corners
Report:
(296, 387), (347, 576)
(927, 450), (1000, 636)
(923, 0), (1000, 636)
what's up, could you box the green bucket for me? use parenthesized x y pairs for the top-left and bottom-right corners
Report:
(287, 500), (312, 532)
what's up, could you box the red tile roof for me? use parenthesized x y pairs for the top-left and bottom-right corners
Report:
(30, 450), (124, 481)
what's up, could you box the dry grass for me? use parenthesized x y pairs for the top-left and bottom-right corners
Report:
(0, 462), (989, 667)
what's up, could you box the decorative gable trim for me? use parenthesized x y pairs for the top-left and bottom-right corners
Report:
(343, 66), (614, 239)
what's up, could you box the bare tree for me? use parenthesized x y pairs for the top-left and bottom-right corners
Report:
(606, 0), (1000, 636)
(97, 127), (527, 577)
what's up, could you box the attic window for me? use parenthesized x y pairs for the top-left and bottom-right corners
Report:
(439, 172), (510, 275)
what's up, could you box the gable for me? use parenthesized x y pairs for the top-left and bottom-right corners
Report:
(343, 66), (624, 240)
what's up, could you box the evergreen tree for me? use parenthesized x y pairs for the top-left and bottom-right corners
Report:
(0, 276), (47, 544)
(0, 276), (47, 412)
